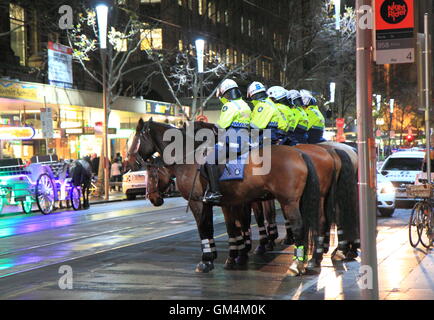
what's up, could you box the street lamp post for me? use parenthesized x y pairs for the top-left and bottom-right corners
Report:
(195, 39), (205, 117)
(96, 3), (109, 201)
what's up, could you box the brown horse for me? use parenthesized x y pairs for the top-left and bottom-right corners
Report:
(251, 144), (336, 268)
(126, 118), (320, 275)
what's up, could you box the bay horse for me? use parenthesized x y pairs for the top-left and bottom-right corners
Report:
(126, 118), (320, 276)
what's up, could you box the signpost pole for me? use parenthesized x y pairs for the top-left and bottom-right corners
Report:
(356, 0), (379, 300)
(424, 13), (432, 184)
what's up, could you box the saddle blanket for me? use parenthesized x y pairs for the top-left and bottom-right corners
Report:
(219, 152), (249, 181)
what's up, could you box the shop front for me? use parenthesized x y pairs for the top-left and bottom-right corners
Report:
(0, 79), (190, 161)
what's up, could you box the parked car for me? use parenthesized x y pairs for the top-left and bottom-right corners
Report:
(379, 150), (425, 203)
(377, 172), (396, 217)
(122, 170), (148, 200)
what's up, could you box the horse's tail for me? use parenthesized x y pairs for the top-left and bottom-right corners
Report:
(300, 152), (320, 237)
(324, 153), (337, 225)
(335, 149), (359, 241)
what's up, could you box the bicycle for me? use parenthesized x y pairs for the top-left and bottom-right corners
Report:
(407, 184), (434, 249)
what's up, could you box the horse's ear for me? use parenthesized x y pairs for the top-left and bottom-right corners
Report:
(137, 118), (145, 133)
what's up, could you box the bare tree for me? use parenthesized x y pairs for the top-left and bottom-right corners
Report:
(65, 4), (158, 195)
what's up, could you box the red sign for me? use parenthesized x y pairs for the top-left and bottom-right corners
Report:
(375, 0), (414, 30)
(196, 115), (208, 122)
(336, 118), (345, 142)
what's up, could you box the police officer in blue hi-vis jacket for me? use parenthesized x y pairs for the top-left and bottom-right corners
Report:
(203, 79), (251, 204)
(286, 89), (309, 145)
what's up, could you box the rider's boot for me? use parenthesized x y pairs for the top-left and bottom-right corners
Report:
(203, 164), (222, 204)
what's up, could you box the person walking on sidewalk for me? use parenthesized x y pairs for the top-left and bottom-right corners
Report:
(110, 159), (122, 192)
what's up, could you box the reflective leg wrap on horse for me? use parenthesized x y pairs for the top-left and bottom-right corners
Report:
(235, 235), (249, 268)
(224, 237), (239, 270)
(242, 229), (252, 252)
(308, 236), (325, 268)
(195, 238), (216, 273)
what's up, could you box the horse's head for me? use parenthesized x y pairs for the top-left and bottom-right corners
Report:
(146, 165), (164, 206)
(125, 118), (157, 171)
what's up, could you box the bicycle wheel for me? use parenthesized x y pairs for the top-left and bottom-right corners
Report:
(419, 204), (433, 249)
(409, 202), (421, 248)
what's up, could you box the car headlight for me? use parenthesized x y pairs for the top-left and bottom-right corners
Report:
(379, 182), (395, 194)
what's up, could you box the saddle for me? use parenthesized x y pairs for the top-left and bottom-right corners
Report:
(200, 151), (250, 182)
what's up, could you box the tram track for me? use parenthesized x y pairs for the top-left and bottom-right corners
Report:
(0, 199), (229, 279)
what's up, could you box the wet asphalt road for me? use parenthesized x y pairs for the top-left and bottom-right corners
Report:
(0, 198), (432, 300)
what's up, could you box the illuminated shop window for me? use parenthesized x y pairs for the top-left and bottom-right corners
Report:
(140, 27), (163, 50)
(9, 3), (26, 66)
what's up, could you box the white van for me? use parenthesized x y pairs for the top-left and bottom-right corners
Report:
(379, 150), (425, 201)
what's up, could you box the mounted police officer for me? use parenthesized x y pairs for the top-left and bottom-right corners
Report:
(286, 89), (309, 145)
(203, 79), (251, 204)
(247, 82), (288, 145)
(266, 86), (293, 145)
(300, 90), (326, 144)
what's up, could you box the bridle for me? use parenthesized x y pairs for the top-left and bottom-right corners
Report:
(145, 165), (174, 199)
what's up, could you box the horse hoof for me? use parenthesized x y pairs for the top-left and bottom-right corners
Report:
(224, 258), (237, 270)
(287, 261), (305, 277)
(254, 245), (266, 255)
(331, 249), (346, 261)
(195, 261), (214, 273)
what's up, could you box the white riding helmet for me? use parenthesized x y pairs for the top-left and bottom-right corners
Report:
(287, 89), (301, 101)
(216, 79), (238, 98)
(300, 89), (314, 106)
(247, 81), (266, 99)
(267, 86), (287, 102)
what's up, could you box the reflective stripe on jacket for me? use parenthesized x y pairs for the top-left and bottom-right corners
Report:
(217, 98), (251, 129)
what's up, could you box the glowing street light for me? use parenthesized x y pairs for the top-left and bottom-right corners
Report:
(334, 0), (341, 30)
(195, 39), (205, 116)
(195, 39), (205, 73)
(96, 4), (108, 49)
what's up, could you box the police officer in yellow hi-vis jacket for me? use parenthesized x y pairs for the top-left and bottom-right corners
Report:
(247, 82), (288, 145)
(266, 86), (293, 145)
(300, 89), (326, 144)
(203, 79), (251, 204)
(286, 89), (309, 145)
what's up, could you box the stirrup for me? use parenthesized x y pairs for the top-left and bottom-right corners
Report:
(203, 191), (222, 204)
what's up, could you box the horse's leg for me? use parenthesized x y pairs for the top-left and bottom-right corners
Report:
(263, 200), (277, 251)
(280, 200), (306, 276)
(239, 203), (252, 253)
(331, 223), (347, 261)
(234, 205), (250, 268)
(189, 201), (217, 273)
(222, 206), (247, 270)
(308, 197), (326, 268)
(251, 201), (268, 255)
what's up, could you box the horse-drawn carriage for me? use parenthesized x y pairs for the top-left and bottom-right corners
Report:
(0, 155), (81, 215)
